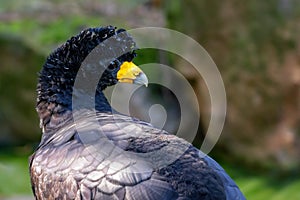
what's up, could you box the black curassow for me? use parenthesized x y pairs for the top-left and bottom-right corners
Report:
(29, 25), (246, 200)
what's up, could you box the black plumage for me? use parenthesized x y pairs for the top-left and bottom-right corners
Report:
(29, 25), (246, 200)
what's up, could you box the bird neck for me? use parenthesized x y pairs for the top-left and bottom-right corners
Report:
(95, 90), (112, 112)
(36, 47), (113, 133)
(37, 89), (112, 134)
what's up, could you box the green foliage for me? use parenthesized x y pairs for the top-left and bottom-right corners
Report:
(0, 34), (43, 144)
(0, 16), (104, 54)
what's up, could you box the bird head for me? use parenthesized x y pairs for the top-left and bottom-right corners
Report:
(36, 26), (148, 126)
(37, 26), (148, 107)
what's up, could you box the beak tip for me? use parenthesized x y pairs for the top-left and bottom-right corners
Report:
(134, 72), (149, 87)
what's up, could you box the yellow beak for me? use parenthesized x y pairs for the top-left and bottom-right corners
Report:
(117, 61), (148, 87)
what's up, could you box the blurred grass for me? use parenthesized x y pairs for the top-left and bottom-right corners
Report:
(0, 150), (32, 196)
(223, 163), (300, 200)
(0, 152), (300, 199)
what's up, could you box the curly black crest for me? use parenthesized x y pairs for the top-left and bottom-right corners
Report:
(36, 26), (137, 127)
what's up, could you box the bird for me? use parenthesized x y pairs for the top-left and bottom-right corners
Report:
(29, 25), (246, 200)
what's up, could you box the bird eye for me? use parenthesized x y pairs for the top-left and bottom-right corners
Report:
(108, 60), (119, 70)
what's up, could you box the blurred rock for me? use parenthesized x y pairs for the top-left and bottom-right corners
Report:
(164, 0), (300, 170)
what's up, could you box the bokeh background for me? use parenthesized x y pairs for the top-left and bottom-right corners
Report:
(0, 0), (299, 199)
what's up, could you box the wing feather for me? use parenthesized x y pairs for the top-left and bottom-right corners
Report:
(30, 112), (245, 200)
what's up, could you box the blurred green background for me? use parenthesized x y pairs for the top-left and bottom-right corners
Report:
(0, 0), (299, 199)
